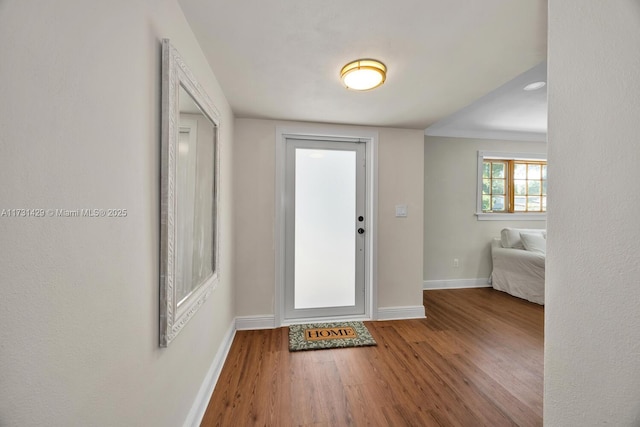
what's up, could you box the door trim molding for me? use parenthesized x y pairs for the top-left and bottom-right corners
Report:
(275, 126), (378, 327)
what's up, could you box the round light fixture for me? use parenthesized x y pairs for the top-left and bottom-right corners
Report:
(524, 81), (546, 91)
(340, 59), (387, 91)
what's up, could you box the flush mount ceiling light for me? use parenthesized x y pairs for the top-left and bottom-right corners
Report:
(340, 59), (387, 91)
(524, 81), (546, 91)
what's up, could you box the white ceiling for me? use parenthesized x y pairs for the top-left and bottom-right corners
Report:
(425, 61), (547, 141)
(179, 0), (547, 135)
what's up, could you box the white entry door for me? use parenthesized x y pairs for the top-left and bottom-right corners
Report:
(284, 138), (366, 320)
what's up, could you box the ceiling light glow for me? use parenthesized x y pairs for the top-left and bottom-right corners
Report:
(340, 59), (386, 91)
(524, 81), (546, 91)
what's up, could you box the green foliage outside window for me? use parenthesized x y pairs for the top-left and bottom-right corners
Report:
(482, 160), (547, 213)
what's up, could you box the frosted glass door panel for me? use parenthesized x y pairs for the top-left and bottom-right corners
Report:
(294, 149), (356, 309)
(284, 138), (366, 321)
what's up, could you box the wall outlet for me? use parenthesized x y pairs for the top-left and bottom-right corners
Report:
(453, 258), (459, 268)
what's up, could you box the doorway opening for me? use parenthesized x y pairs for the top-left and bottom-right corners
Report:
(275, 128), (378, 325)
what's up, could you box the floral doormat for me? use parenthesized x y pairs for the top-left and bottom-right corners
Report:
(288, 321), (377, 352)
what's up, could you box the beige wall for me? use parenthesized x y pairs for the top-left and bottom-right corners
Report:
(0, 1), (235, 426)
(234, 118), (424, 317)
(545, 1), (640, 425)
(423, 135), (546, 282)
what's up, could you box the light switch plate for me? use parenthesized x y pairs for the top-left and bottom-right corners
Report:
(395, 204), (408, 217)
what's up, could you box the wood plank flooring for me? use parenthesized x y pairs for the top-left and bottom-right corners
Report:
(201, 288), (544, 426)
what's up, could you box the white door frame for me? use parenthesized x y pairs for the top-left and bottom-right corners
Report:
(275, 126), (378, 326)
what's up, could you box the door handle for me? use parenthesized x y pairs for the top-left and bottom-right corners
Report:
(357, 228), (365, 234)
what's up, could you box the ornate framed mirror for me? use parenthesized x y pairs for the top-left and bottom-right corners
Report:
(160, 39), (220, 347)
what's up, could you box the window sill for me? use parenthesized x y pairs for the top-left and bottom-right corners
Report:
(475, 212), (546, 221)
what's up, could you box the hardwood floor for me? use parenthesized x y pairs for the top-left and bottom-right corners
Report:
(201, 288), (544, 426)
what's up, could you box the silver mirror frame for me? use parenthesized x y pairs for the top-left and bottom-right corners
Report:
(160, 39), (220, 347)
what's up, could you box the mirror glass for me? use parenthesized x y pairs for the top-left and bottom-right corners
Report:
(160, 39), (220, 347)
(175, 85), (216, 305)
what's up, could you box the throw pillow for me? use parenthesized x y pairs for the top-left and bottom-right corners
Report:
(501, 228), (545, 249)
(520, 232), (546, 254)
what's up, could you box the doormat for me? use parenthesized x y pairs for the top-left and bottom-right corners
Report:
(288, 321), (377, 352)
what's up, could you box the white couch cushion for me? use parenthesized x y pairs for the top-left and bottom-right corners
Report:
(500, 228), (546, 249)
(520, 232), (546, 254)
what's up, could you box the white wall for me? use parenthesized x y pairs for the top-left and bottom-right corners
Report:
(423, 135), (546, 283)
(0, 1), (235, 426)
(546, 1), (640, 425)
(234, 119), (424, 318)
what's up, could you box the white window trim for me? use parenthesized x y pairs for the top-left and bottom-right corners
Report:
(476, 151), (547, 221)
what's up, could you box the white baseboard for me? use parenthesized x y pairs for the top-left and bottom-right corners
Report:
(237, 308), (430, 326)
(377, 305), (426, 321)
(423, 278), (491, 290)
(184, 321), (236, 427)
(235, 315), (276, 330)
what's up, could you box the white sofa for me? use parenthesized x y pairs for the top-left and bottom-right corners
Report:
(490, 228), (546, 305)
